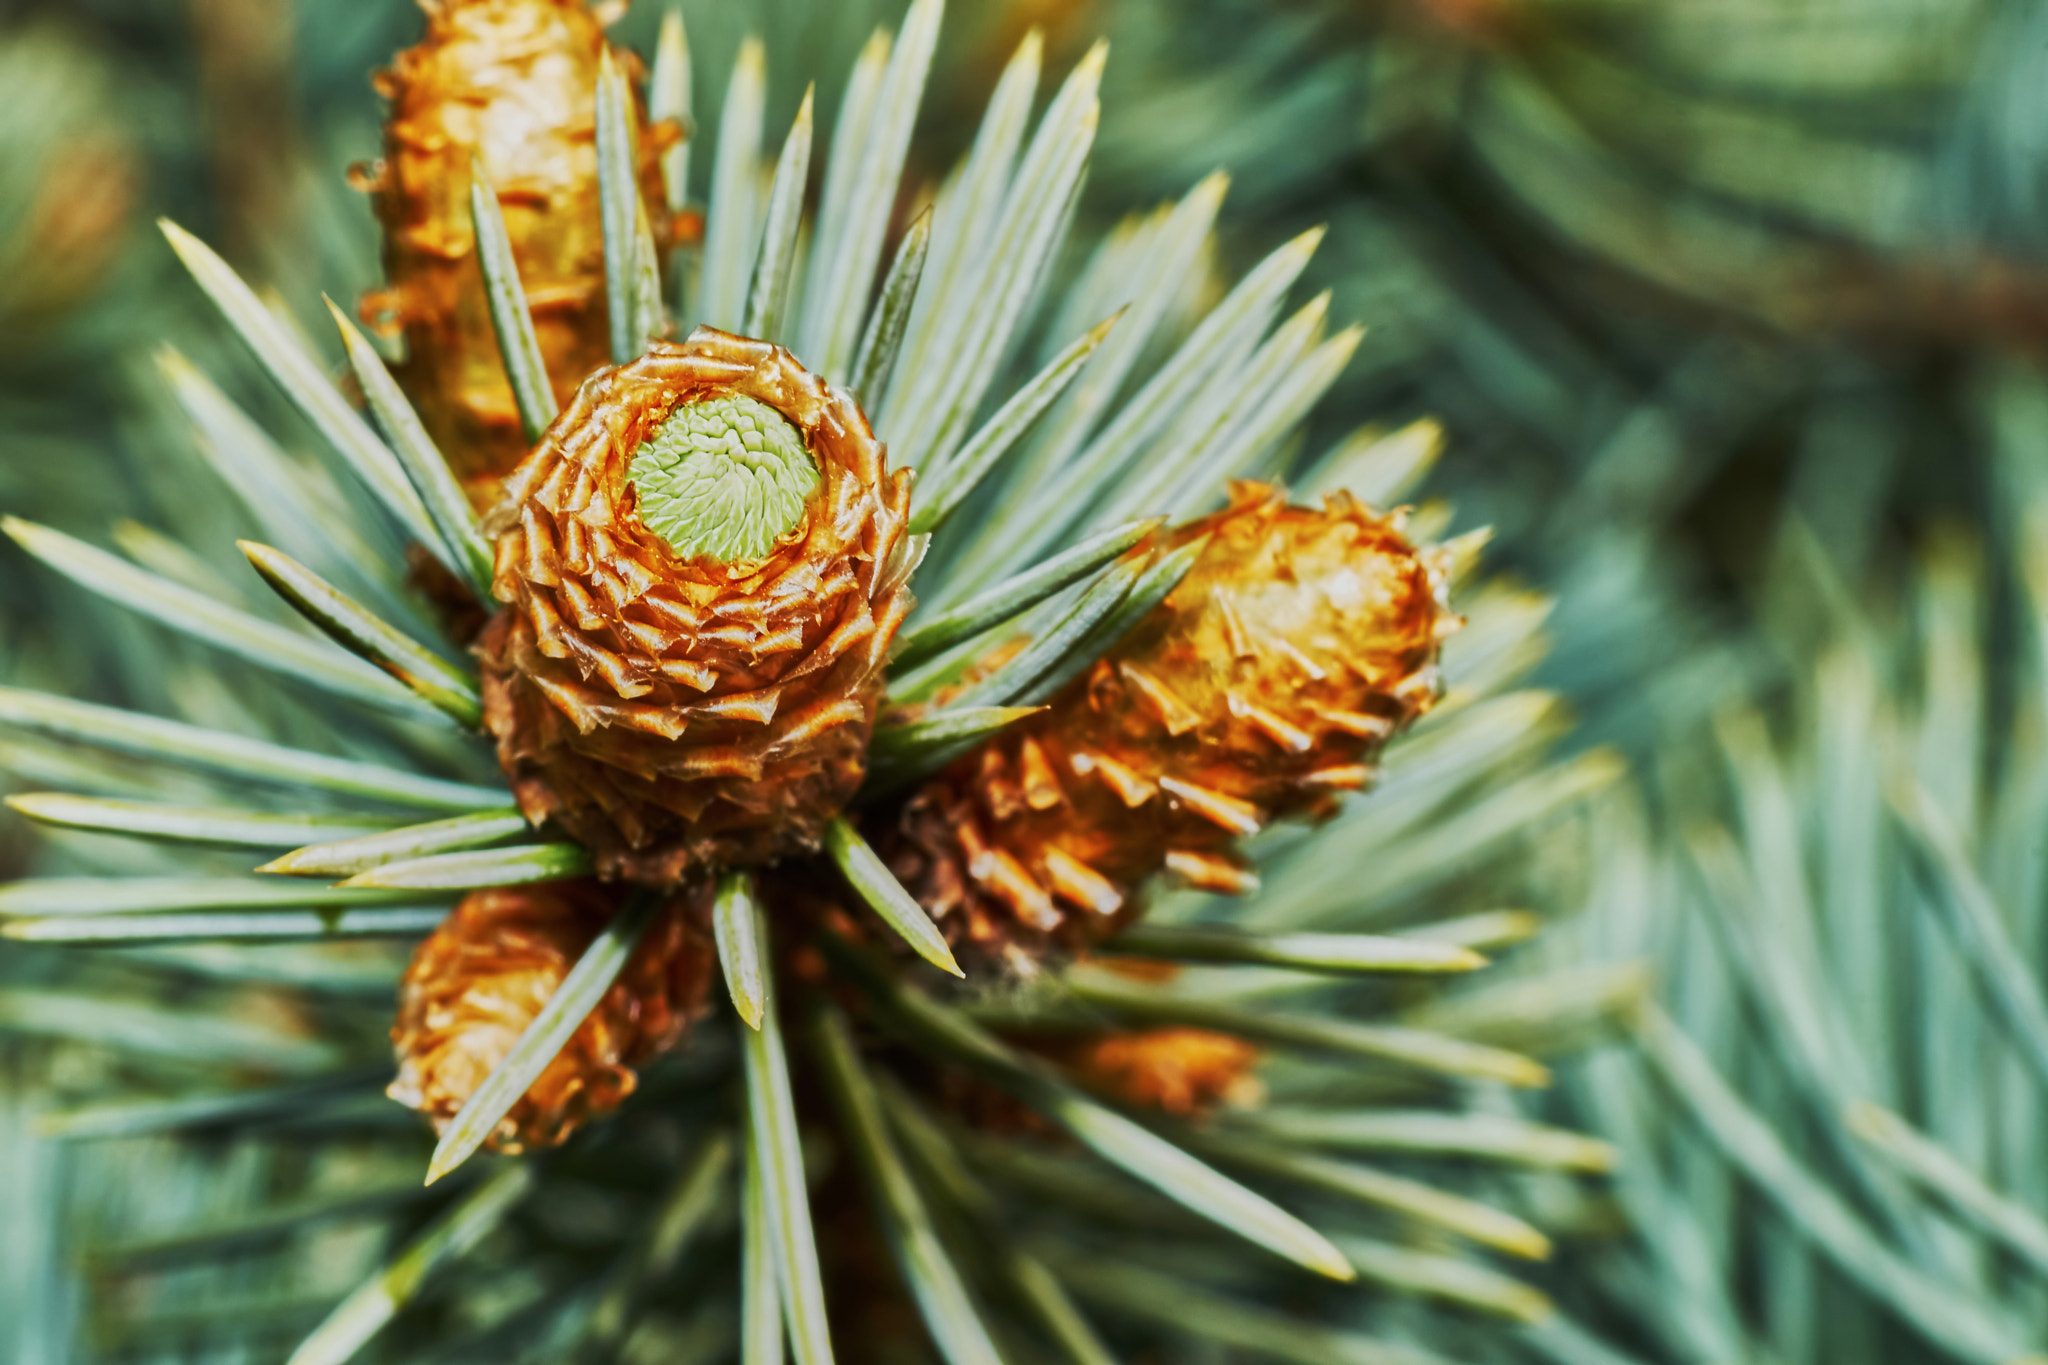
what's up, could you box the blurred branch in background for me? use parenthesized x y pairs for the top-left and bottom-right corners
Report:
(1532, 367), (2048, 1363)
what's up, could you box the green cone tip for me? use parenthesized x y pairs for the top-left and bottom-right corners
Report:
(629, 394), (819, 563)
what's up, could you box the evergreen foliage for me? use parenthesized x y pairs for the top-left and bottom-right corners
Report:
(8, 1), (2048, 1362)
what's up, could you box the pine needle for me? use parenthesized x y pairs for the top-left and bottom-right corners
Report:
(288, 1164), (534, 1365)
(1186, 1129), (1552, 1260)
(849, 208), (932, 406)
(890, 518), (1159, 673)
(950, 224), (1321, 595)
(1246, 1109), (1616, 1172)
(909, 308), (1124, 536)
(3, 907), (447, 946)
(740, 923), (835, 1365)
(4, 518), (428, 717)
(826, 935), (1355, 1282)
(742, 86), (813, 345)
(260, 807), (529, 877)
(4, 793), (398, 850)
(1333, 1235), (1556, 1325)
(1050, 1252), (1463, 1361)
(0, 877), (418, 916)
(1009, 535), (1204, 707)
(862, 706), (1044, 795)
(1063, 968), (1551, 1087)
(1848, 1101), (2048, 1278)
(741, 1113), (786, 1365)
(0, 690), (506, 811)
(158, 221), (449, 568)
(714, 870), (767, 1030)
(945, 552), (1150, 712)
(796, 0), (944, 379)
(814, 1003), (1007, 1365)
(1636, 1005), (2029, 1364)
(697, 37), (765, 332)
(598, 47), (659, 363)
(651, 8), (691, 213)
(823, 816), (963, 977)
(337, 843), (592, 891)
(240, 541), (484, 727)
(322, 296), (491, 594)
(1105, 924), (1486, 975)
(470, 167), (559, 441)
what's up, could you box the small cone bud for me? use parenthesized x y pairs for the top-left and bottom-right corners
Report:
(367, 0), (678, 497)
(885, 481), (1455, 964)
(1064, 1027), (1264, 1116)
(388, 880), (714, 1152)
(479, 327), (916, 883)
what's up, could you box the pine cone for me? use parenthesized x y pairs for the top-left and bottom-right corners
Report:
(884, 481), (1454, 965)
(1063, 1027), (1264, 1116)
(388, 880), (713, 1151)
(363, 0), (675, 498)
(479, 327), (917, 884)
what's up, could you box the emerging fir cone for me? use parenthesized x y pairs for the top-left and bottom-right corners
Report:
(364, 0), (674, 497)
(480, 328), (917, 883)
(389, 880), (713, 1151)
(887, 481), (1454, 967)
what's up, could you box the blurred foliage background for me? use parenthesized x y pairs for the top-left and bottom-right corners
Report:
(9, 0), (2048, 1361)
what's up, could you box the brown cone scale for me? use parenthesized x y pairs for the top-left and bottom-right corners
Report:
(363, 0), (677, 500)
(388, 880), (714, 1151)
(885, 481), (1455, 966)
(480, 327), (917, 884)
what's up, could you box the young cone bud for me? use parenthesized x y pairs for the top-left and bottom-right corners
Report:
(1065, 1027), (1264, 1116)
(480, 327), (917, 883)
(364, 0), (676, 496)
(886, 481), (1454, 963)
(388, 880), (713, 1151)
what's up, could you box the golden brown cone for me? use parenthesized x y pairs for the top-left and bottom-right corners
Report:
(479, 327), (917, 884)
(883, 481), (1455, 968)
(363, 0), (677, 499)
(388, 879), (713, 1151)
(1063, 1027), (1264, 1116)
